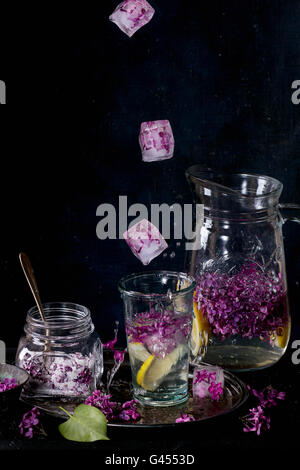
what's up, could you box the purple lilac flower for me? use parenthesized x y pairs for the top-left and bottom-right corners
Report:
(103, 324), (127, 363)
(194, 263), (288, 341)
(194, 370), (216, 385)
(74, 367), (93, 385)
(248, 385), (286, 408)
(242, 385), (285, 435)
(103, 337), (118, 351)
(85, 391), (140, 423)
(103, 324), (128, 391)
(0, 377), (18, 392)
(85, 390), (118, 421)
(242, 406), (271, 435)
(114, 350), (126, 363)
(119, 400), (141, 421)
(19, 407), (41, 439)
(208, 382), (224, 401)
(175, 412), (196, 423)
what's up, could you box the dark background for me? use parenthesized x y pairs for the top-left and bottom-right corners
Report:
(0, 0), (299, 351)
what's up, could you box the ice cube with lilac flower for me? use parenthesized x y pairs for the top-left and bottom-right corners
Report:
(193, 365), (224, 400)
(139, 120), (175, 162)
(123, 218), (168, 265)
(109, 0), (155, 38)
(145, 334), (176, 359)
(145, 328), (186, 359)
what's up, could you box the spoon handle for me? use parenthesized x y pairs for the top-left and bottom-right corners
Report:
(19, 252), (46, 323)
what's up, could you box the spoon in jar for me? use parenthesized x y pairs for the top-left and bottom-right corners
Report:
(19, 252), (50, 351)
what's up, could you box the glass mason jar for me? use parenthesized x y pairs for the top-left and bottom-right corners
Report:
(185, 166), (300, 371)
(119, 271), (195, 407)
(16, 302), (103, 401)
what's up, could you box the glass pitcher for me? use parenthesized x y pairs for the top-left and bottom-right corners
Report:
(185, 165), (300, 371)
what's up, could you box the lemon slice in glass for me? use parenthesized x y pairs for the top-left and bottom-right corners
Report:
(190, 301), (211, 357)
(128, 342), (151, 363)
(275, 324), (291, 349)
(136, 344), (185, 392)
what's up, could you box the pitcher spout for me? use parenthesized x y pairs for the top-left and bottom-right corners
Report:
(185, 165), (283, 216)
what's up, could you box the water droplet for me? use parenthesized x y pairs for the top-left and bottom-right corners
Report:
(167, 289), (173, 301)
(170, 252), (176, 259)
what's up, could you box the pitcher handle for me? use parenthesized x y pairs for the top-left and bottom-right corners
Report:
(279, 203), (300, 224)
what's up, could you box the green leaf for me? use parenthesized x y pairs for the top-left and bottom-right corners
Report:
(58, 404), (110, 442)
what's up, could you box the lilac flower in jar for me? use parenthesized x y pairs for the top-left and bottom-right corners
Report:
(139, 120), (175, 162)
(109, 0), (155, 38)
(123, 218), (168, 265)
(16, 302), (103, 401)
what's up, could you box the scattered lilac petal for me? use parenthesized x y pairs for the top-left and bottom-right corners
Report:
(19, 407), (41, 439)
(175, 412), (195, 423)
(85, 391), (140, 423)
(242, 406), (271, 435)
(248, 385), (286, 408)
(241, 385), (285, 435)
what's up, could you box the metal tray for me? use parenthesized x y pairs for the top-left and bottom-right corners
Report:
(22, 360), (248, 428)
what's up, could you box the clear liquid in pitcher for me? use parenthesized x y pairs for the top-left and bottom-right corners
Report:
(192, 262), (290, 371)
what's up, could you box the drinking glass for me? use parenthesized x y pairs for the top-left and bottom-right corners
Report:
(119, 271), (195, 406)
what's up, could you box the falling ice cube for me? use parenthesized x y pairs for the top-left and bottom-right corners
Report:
(109, 0), (155, 38)
(123, 218), (168, 265)
(193, 365), (224, 400)
(139, 120), (175, 162)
